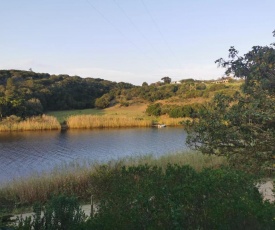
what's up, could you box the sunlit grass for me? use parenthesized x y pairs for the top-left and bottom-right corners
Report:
(67, 115), (153, 128)
(0, 115), (61, 132)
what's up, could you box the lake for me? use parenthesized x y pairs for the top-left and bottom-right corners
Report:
(0, 127), (188, 184)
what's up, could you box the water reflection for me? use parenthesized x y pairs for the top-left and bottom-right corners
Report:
(0, 127), (188, 184)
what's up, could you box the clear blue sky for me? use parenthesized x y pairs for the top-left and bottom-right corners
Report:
(0, 0), (274, 85)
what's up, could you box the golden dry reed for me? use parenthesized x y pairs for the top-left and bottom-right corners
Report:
(0, 115), (61, 132)
(157, 117), (188, 126)
(67, 115), (153, 129)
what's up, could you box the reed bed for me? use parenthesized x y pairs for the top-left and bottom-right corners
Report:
(67, 115), (153, 129)
(0, 151), (227, 209)
(0, 115), (61, 131)
(121, 151), (227, 172)
(157, 117), (189, 126)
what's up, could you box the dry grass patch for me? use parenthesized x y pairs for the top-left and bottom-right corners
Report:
(0, 115), (61, 132)
(67, 115), (152, 129)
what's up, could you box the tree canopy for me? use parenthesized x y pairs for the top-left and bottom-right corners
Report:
(161, 76), (171, 84)
(0, 70), (134, 118)
(186, 31), (275, 174)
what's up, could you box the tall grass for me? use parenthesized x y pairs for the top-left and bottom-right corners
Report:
(0, 115), (61, 132)
(157, 116), (189, 126)
(122, 151), (226, 172)
(67, 115), (153, 129)
(0, 151), (226, 209)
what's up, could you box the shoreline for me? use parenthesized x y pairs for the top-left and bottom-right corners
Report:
(0, 117), (186, 132)
(0, 123), (184, 132)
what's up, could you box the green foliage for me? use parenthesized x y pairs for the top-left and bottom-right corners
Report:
(146, 103), (205, 118)
(142, 82), (148, 87)
(119, 100), (130, 107)
(0, 196), (15, 229)
(145, 103), (162, 116)
(93, 77), (238, 105)
(87, 165), (275, 229)
(187, 32), (275, 174)
(183, 90), (204, 99)
(95, 94), (111, 109)
(3, 164), (275, 229)
(25, 98), (43, 116)
(195, 82), (207, 90)
(16, 195), (86, 230)
(216, 35), (275, 94)
(168, 104), (203, 118)
(207, 83), (227, 92)
(186, 91), (275, 174)
(0, 70), (135, 118)
(161, 76), (171, 84)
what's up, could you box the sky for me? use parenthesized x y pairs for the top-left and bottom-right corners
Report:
(0, 0), (274, 85)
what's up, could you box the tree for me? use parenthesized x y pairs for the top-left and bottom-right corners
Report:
(95, 94), (111, 109)
(161, 76), (171, 84)
(186, 31), (275, 174)
(142, 81), (148, 87)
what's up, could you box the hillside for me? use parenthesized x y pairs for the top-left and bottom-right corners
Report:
(0, 69), (243, 121)
(0, 69), (134, 118)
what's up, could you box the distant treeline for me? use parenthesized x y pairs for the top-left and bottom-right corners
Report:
(0, 69), (239, 119)
(95, 79), (238, 109)
(0, 70), (134, 118)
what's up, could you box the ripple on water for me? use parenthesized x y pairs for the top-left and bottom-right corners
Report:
(0, 127), (188, 184)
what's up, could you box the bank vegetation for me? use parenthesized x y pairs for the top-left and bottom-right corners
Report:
(0, 151), (225, 208)
(0, 115), (60, 131)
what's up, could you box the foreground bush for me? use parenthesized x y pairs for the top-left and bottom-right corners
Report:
(16, 195), (86, 230)
(0, 152), (224, 208)
(8, 165), (275, 229)
(88, 165), (275, 229)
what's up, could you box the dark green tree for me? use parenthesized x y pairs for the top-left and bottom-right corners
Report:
(161, 76), (171, 84)
(142, 81), (148, 87)
(186, 31), (275, 174)
(95, 94), (111, 109)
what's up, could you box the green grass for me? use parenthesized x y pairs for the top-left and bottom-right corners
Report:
(46, 108), (105, 123)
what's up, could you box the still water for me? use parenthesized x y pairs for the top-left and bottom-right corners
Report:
(0, 127), (188, 184)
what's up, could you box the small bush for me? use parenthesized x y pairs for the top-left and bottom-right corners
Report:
(16, 195), (86, 230)
(184, 90), (204, 99)
(208, 83), (227, 92)
(196, 82), (207, 90)
(145, 103), (162, 116)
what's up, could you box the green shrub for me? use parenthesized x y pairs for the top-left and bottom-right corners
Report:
(95, 94), (111, 109)
(208, 84), (227, 92)
(10, 165), (275, 229)
(168, 104), (206, 118)
(87, 165), (275, 229)
(16, 195), (86, 230)
(145, 103), (162, 116)
(196, 82), (207, 90)
(184, 90), (204, 99)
